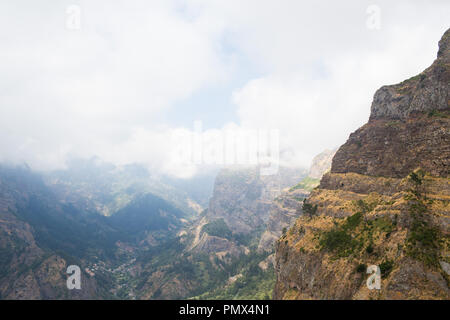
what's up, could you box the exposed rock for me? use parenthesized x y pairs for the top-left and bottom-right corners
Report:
(258, 188), (308, 252)
(192, 233), (243, 257)
(308, 149), (337, 179)
(274, 29), (450, 300)
(370, 29), (449, 121)
(191, 165), (307, 257)
(440, 261), (450, 276)
(205, 166), (306, 235)
(206, 166), (271, 235)
(258, 150), (335, 252)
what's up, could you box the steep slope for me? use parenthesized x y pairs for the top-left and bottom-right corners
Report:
(109, 193), (187, 244)
(130, 165), (308, 300)
(192, 166), (307, 256)
(274, 29), (450, 300)
(308, 149), (336, 179)
(45, 158), (214, 217)
(0, 165), (194, 299)
(0, 166), (108, 299)
(259, 149), (336, 252)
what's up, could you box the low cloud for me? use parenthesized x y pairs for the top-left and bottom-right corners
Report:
(0, 0), (448, 177)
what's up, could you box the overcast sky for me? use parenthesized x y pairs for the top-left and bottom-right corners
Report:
(0, 0), (449, 177)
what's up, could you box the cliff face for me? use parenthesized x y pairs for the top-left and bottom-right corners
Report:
(308, 149), (336, 179)
(207, 166), (272, 235)
(258, 150), (336, 252)
(189, 166), (307, 257)
(274, 29), (450, 300)
(332, 30), (449, 178)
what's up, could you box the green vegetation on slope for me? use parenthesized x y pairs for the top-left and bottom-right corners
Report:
(289, 176), (320, 192)
(201, 218), (233, 240)
(190, 250), (275, 300)
(319, 198), (396, 259)
(404, 171), (443, 268)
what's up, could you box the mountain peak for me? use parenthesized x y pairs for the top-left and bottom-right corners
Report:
(369, 28), (449, 121)
(437, 27), (450, 58)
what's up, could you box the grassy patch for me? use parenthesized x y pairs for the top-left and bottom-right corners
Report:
(289, 177), (320, 192)
(427, 110), (448, 118)
(202, 219), (232, 239)
(319, 212), (363, 257)
(404, 170), (442, 268)
(406, 214), (441, 268)
(319, 197), (396, 259)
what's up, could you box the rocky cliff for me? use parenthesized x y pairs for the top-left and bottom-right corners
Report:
(130, 165), (309, 300)
(308, 149), (336, 179)
(274, 29), (450, 300)
(258, 149), (336, 252)
(189, 166), (307, 257)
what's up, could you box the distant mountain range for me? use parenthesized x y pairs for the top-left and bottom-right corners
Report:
(3, 29), (446, 301)
(0, 152), (333, 299)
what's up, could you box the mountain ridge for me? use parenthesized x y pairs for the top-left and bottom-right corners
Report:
(274, 28), (450, 300)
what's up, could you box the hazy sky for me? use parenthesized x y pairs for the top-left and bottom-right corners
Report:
(0, 0), (449, 177)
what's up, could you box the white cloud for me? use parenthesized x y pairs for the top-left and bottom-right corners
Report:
(0, 0), (229, 173)
(0, 0), (448, 176)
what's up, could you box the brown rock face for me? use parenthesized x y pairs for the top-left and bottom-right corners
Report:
(331, 28), (449, 178)
(370, 29), (449, 121)
(330, 113), (449, 178)
(274, 29), (450, 300)
(202, 165), (306, 236)
(258, 150), (335, 252)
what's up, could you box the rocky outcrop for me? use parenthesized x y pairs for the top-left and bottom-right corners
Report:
(332, 30), (449, 178)
(204, 166), (306, 234)
(258, 188), (309, 252)
(274, 29), (450, 300)
(258, 150), (335, 252)
(206, 166), (271, 235)
(369, 31), (449, 121)
(188, 165), (307, 261)
(308, 149), (336, 179)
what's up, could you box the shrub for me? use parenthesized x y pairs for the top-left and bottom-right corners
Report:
(409, 171), (423, 187)
(356, 263), (367, 273)
(366, 243), (374, 254)
(343, 212), (363, 230)
(406, 216), (440, 267)
(302, 199), (318, 217)
(379, 260), (394, 278)
(320, 228), (354, 255)
(202, 219), (232, 239)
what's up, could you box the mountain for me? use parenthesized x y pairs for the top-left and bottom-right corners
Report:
(308, 149), (336, 179)
(2, 161), (297, 300)
(129, 165), (308, 299)
(274, 29), (450, 300)
(192, 166), (308, 255)
(109, 193), (187, 243)
(258, 149), (336, 252)
(0, 166), (110, 299)
(44, 158), (215, 217)
(0, 164), (199, 299)
(0, 155), (335, 299)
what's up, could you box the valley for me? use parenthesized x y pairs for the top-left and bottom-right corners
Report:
(0, 25), (448, 301)
(0, 150), (332, 299)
